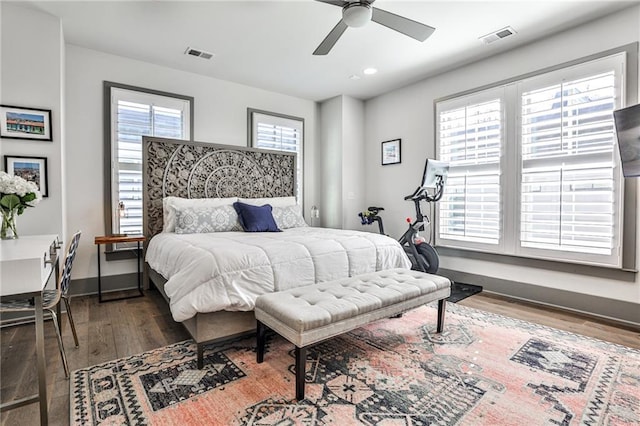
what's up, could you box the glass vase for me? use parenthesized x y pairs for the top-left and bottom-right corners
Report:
(1, 208), (18, 240)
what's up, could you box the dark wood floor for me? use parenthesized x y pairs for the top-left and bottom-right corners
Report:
(0, 289), (189, 426)
(459, 293), (640, 349)
(1, 289), (638, 425)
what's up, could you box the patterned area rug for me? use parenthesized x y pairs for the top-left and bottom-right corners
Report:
(70, 304), (640, 425)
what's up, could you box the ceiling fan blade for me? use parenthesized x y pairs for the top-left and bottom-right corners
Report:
(313, 20), (348, 55)
(314, 0), (348, 7)
(371, 7), (435, 42)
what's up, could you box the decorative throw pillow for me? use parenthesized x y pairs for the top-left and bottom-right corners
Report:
(272, 204), (308, 229)
(233, 201), (281, 232)
(163, 196), (238, 232)
(175, 205), (242, 234)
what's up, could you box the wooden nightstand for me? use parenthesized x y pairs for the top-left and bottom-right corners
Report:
(94, 235), (146, 302)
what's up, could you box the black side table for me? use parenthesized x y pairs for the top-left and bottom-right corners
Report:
(94, 235), (146, 302)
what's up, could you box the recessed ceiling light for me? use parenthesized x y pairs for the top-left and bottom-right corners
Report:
(349, 74), (361, 80)
(363, 67), (378, 75)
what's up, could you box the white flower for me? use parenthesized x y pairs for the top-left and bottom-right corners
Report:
(0, 171), (42, 211)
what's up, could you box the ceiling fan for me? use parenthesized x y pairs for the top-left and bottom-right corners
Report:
(313, 0), (435, 55)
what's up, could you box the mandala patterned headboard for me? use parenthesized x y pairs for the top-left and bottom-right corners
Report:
(143, 137), (296, 238)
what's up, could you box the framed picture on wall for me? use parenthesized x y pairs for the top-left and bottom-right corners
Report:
(4, 155), (48, 197)
(381, 139), (401, 165)
(0, 105), (52, 141)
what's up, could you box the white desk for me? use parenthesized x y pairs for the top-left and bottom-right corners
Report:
(0, 234), (60, 425)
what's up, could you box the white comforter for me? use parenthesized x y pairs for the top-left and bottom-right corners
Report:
(146, 227), (411, 322)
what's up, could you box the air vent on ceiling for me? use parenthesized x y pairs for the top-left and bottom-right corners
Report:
(184, 47), (214, 60)
(479, 26), (516, 45)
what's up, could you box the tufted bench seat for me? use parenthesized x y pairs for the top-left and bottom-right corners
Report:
(255, 268), (451, 400)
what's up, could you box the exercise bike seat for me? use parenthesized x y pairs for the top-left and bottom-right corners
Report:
(367, 206), (384, 212)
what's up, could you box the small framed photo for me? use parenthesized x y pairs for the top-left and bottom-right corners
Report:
(0, 105), (52, 141)
(381, 139), (401, 165)
(4, 155), (48, 197)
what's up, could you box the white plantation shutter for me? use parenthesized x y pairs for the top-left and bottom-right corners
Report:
(251, 111), (303, 201)
(435, 52), (625, 267)
(438, 92), (503, 246)
(520, 164), (615, 253)
(519, 69), (620, 262)
(255, 122), (299, 152)
(112, 88), (190, 235)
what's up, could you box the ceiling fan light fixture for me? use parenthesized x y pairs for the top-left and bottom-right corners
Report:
(342, 3), (372, 28)
(313, 0), (435, 55)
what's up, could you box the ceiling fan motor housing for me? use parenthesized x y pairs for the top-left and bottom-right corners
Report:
(342, 2), (372, 27)
(313, 0), (434, 55)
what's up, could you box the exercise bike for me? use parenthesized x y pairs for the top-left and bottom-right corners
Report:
(359, 159), (448, 274)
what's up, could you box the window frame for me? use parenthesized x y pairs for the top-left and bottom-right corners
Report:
(103, 81), (194, 258)
(247, 108), (304, 203)
(434, 43), (638, 271)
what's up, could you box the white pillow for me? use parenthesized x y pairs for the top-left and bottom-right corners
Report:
(175, 205), (242, 234)
(238, 196), (297, 208)
(162, 196), (238, 232)
(272, 205), (308, 229)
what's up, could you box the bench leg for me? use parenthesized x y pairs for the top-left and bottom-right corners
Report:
(256, 320), (267, 363)
(197, 343), (204, 369)
(437, 299), (446, 333)
(295, 346), (306, 401)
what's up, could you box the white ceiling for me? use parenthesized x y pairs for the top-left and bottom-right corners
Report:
(26, 0), (636, 102)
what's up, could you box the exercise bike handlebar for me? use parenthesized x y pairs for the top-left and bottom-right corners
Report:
(403, 175), (446, 203)
(403, 188), (423, 201)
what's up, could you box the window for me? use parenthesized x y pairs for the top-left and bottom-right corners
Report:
(519, 71), (618, 258)
(438, 90), (504, 248)
(436, 52), (627, 268)
(248, 109), (304, 201)
(105, 82), (193, 244)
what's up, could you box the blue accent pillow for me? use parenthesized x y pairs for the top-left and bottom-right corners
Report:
(233, 201), (281, 232)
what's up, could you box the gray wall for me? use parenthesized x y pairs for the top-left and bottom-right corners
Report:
(362, 6), (640, 324)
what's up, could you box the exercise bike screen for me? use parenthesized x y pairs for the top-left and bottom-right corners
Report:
(421, 159), (449, 188)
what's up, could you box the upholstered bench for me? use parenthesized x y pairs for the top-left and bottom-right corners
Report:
(254, 268), (451, 400)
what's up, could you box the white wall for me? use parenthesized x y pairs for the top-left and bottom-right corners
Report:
(320, 96), (343, 228)
(319, 95), (365, 230)
(0, 3), (64, 238)
(341, 96), (365, 230)
(364, 6), (640, 315)
(64, 45), (318, 280)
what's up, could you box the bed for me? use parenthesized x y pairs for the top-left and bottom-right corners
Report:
(142, 137), (411, 364)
